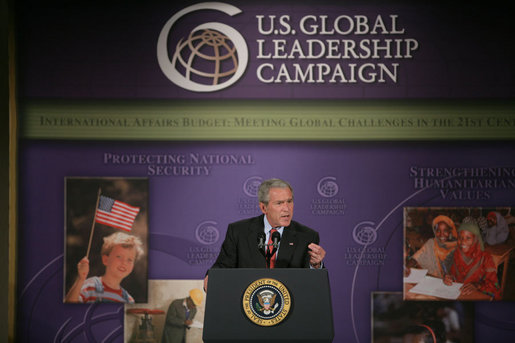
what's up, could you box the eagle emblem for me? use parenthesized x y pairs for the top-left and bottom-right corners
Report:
(256, 290), (279, 315)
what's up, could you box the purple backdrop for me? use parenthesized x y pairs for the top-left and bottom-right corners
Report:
(14, 1), (515, 342)
(17, 140), (515, 342)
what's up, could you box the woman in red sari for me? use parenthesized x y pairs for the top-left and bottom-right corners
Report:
(443, 222), (501, 300)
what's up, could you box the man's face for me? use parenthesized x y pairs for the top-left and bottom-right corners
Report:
(186, 297), (196, 309)
(487, 216), (497, 227)
(102, 245), (136, 281)
(259, 187), (294, 228)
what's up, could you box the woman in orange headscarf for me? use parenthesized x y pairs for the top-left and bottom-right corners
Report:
(408, 215), (458, 278)
(443, 222), (501, 300)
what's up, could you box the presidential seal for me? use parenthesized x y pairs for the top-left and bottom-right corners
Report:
(242, 278), (291, 326)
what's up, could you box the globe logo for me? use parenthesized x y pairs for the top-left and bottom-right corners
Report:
(173, 29), (239, 86)
(195, 221), (220, 245)
(352, 221), (378, 245)
(243, 176), (263, 197)
(317, 176), (339, 198)
(157, 3), (249, 92)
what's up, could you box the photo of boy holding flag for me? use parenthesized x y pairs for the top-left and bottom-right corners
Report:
(64, 178), (148, 303)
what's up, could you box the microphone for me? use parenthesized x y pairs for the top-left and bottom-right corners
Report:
(271, 230), (281, 248)
(265, 230), (281, 269)
(257, 232), (266, 249)
(257, 232), (267, 259)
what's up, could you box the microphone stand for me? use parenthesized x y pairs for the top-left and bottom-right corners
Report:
(258, 233), (279, 268)
(258, 236), (266, 258)
(264, 243), (279, 269)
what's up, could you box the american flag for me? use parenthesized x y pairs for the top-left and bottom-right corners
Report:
(95, 195), (140, 231)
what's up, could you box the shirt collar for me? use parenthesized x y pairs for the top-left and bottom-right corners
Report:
(264, 215), (284, 235)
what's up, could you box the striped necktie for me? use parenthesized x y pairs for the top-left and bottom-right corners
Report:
(268, 228), (278, 268)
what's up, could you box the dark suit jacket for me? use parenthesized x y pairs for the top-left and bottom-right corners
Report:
(210, 214), (320, 269)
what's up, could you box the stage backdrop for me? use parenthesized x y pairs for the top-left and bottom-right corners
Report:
(15, 1), (515, 342)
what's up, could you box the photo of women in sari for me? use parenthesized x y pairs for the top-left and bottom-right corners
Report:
(443, 222), (501, 300)
(407, 215), (458, 278)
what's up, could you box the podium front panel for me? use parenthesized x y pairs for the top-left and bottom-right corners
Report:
(203, 268), (334, 343)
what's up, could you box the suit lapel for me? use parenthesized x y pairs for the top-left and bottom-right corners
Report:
(178, 300), (187, 319)
(276, 224), (297, 268)
(246, 215), (267, 268)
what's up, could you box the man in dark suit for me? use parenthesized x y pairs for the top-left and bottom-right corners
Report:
(204, 178), (326, 290)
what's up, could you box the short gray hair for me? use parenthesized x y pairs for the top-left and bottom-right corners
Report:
(258, 178), (293, 204)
